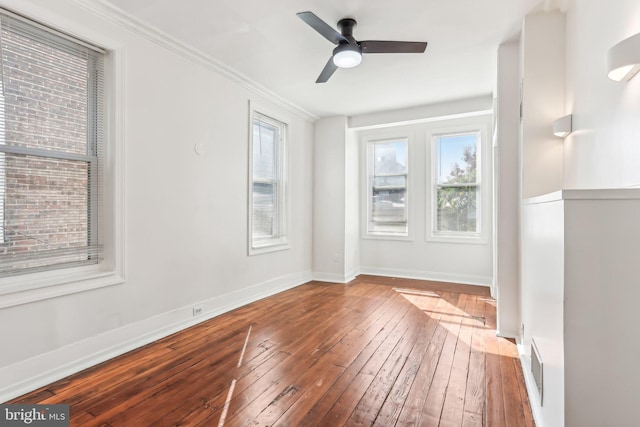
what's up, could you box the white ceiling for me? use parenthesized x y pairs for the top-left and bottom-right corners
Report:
(106, 0), (540, 118)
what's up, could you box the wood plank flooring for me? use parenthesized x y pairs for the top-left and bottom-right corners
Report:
(8, 275), (534, 426)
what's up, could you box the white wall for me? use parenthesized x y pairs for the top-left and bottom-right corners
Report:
(350, 95), (493, 129)
(495, 41), (521, 337)
(520, 12), (565, 199)
(516, 11), (566, 427)
(354, 102), (494, 287)
(344, 129), (360, 279)
(312, 116), (349, 282)
(521, 193), (565, 427)
(563, 0), (640, 189)
(563, 191), (640, 427)
(0, 0), (313, 401)
(313, 102), (495, 287)
(561, 2), (640, 424)
(516, 1), (640, 426)
(522, 190), (640, 427)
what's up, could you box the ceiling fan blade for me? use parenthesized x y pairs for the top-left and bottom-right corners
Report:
(316, 57), (338, 83)
(360, 40), (428, 54)
(297, 11), (347, 45)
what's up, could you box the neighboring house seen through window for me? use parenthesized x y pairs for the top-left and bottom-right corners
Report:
(366, 138), (409, 237)
(0, 10), (105, 277)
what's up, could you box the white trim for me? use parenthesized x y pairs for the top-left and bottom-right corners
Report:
(67, 0), (318, 123)
(561, 188), (640, 200)
(352, 109), (494, 131)
(249, 241), (291, 256)
(109, 46), (127, 290)
(0, 271), (123, 309)
(426, 115), (492, 244)
(518, 343), (547, 427)
(496, 330), (519, 339)
(359, 266), (491, 287)
(348, 95), (493, 130)
(248, 101), (290, 256)
(361, 132), (413, 240)
(522, 191), (563, 205)
(361, 234), (414, 242)
(0, 21), (126, 308)
(311, 272), (356, 284)
(426, 234), (488, 245)
(345, 268), (360, 283)
(523, 188), (640, 206)
(0, 270), (311, 403)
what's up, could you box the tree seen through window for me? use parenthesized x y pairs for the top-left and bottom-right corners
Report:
(435, 133), (479, 234)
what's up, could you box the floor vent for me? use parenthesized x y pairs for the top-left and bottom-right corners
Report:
(531, 339), (543, 406)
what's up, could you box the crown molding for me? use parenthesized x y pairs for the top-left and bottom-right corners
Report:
(69, 0), (319, 122)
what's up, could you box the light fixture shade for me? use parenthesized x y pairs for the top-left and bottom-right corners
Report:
(553, 114), (572, 138)
(607, 32), (640, 82)
(333, 46), (362, 68)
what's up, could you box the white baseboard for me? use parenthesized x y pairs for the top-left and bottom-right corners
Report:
(496, 330), (519, 339)
(345, 268), (359, 283)
(311, 271), (357, 284)
(517, 343), (546, 427)
(359, 266), (491, 287)
(0, 270), (311, 403)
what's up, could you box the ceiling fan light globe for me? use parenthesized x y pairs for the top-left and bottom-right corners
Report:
(333, 50), (362, 68)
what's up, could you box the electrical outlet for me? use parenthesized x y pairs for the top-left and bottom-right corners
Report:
(193, 304), (203, 316)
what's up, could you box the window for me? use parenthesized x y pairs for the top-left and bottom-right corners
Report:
(366, 138), (409, 237)
(249, 110), (288, 253)
(0, 10), (105, 277)
(432, 131), (481, 238)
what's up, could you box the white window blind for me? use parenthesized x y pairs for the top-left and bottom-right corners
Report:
(249, 111), (288, 253)
(252, 117), (278, 239)
(0, 10), (104, 277)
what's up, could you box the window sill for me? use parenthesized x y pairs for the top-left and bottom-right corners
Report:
(362, 232), (413, 242)
(427, 233), (487, 245)
(0, 266), (124, 308)
(249, 240), (290, 256)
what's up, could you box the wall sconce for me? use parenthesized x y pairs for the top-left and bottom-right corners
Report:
(607, 32), (640, 81)
(553, 114), (572, 138)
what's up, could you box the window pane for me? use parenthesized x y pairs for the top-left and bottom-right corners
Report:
(252, 119), (277, 181)
(373, 175), (406, 188)
(250, 110), (287, 252)
(436, 185), (478, 233)
(0, 12), (103, 277)
(252, 182), (276, 238)
(372, 187), (406, 223)
(1, 153), (96, 273)
(368, 138), (408, 236)
(1, 25), (90, 155)
(372, 175), (406, 223)
(374, 140), (406, 175)
(437, 134), (477, 184)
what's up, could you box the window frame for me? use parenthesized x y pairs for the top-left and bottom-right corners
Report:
(427, 116), (491, 244)
(248, 103), (289, 255)
(0, 6), (125, 308)
(362, 135), (411, 240)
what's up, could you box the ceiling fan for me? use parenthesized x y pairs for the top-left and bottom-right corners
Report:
(297, 11), (428, 83)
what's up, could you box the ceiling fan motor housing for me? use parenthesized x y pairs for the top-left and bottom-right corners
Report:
(333, 18), (362, 68)
(337, 18), (357, 38)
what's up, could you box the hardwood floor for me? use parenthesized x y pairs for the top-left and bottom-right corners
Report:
(9, 276), (534, 426)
